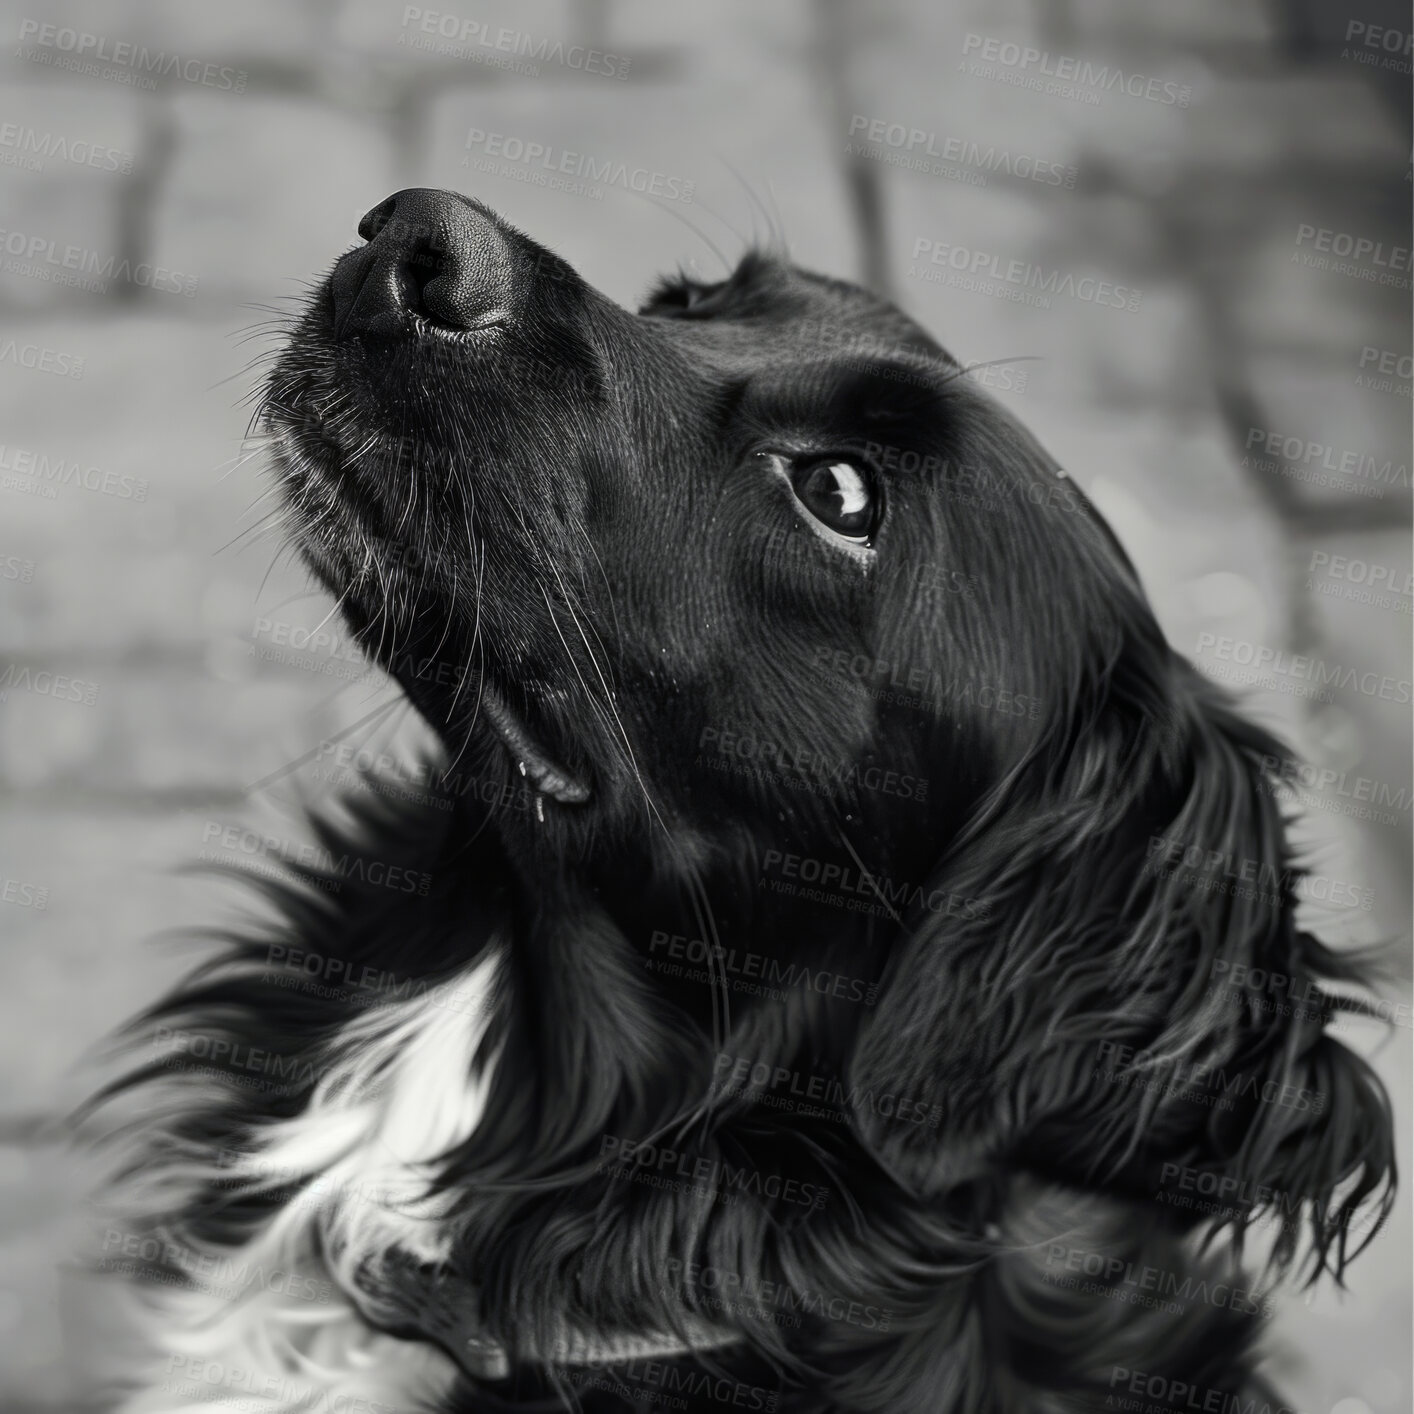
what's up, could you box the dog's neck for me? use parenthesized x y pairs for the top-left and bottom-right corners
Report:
(498, 837), (902, 1053)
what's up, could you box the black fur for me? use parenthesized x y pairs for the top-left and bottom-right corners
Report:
(101, 191), (1395, 1413)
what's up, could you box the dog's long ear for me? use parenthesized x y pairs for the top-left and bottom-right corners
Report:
(847, 649), (1395, 1279)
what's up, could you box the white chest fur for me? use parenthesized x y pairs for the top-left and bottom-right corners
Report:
(118, 950), (505, 1414)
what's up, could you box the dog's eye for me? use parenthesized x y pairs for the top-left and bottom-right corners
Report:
(789, 457), (876, 543)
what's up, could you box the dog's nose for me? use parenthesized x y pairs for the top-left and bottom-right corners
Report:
(331, 188), (515, 337)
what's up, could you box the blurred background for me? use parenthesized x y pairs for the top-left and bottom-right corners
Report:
(0, 1), (1409, 1410)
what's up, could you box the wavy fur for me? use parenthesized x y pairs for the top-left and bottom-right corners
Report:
(92, 197), (1395, 1413)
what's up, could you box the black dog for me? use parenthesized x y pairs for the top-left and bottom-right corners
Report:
(105, 189), (1394, 1413)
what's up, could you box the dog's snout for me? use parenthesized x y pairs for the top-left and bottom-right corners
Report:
(332, 188), (516, 338)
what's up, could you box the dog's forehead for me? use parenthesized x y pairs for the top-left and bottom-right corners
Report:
(642, 253), (953, 371)
(793, 267), (947, 360)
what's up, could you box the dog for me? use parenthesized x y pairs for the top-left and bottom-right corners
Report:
(100, 188), (1394, 1413)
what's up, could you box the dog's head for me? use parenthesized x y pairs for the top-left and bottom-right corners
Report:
(264, 191), (1138, 865)
(263, 189), (1392, 1289)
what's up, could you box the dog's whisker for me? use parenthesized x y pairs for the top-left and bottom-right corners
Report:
(439, 541), (491, 789)
(535, 584), (631, 776)
(254, 585), (330, 618)
(677, 187), (755, 268)
(217, 443), (274, 485)
(937, 353), (1049, 390)
(626, 188), (734, 279)
(564, 522), (629, 671)
(538, 565), (665, 836)
(720, 155), (786, 261)
(837, 828), (903, 926)
(304, 595), (346, 644)
(213, 507), (290, 558)
(760, 176), (791, 261)
(236, 482), (289, 521)
(442, 532), (484, 732)
(208, 350), (286, 395)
